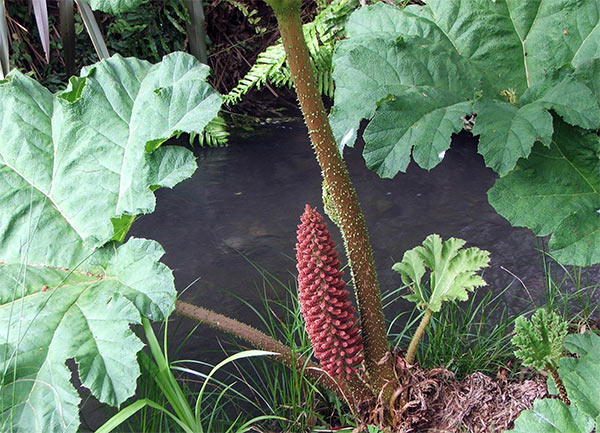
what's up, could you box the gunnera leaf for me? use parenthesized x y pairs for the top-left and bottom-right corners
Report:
(0, 52), (222, 433)
(488, 119), (600, 266)
(506, 399), (594, 433)
(391, 234), (490, 312)
(512, 309), (567, 371)
(331, 1), (600, 265)
(87, 0), (142, 14)
(558, 332), (600, 421)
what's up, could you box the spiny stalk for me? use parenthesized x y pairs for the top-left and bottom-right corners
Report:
(263, 0), (396, 395)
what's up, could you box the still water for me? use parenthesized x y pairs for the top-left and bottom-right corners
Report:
(127, 123), (547, 356)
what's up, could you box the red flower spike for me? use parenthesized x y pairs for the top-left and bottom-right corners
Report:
(296, 204), (363, 381)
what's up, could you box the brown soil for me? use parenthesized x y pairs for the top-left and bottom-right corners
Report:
(357, 356), (549, 433)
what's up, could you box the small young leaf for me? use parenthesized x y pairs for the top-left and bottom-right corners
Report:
(512, 309), (567, 371)
(392, 234), (490, 312)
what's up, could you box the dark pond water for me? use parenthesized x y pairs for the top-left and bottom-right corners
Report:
(126, 123), (549, 357)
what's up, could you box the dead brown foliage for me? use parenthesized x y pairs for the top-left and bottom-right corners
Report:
(357, 356), (548, 433)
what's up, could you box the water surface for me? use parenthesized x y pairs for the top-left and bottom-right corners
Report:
(128, 123), (546, 357)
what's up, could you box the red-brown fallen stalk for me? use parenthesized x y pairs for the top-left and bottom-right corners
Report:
(296, 204), (364, 381)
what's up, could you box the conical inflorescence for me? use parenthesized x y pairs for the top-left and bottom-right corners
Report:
(296, 204), (363, 381)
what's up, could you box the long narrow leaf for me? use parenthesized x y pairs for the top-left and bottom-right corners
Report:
(59, 0), (75, 77)
(75, 0), (109, 59)
(183, 0), (207, 63)
(194, 350), (278, 425)
(32, 0), (50, 62)
(95, 399), (161, 433)
(0, 0), (9, 78)
(96, 397), (194, 433)
(142, 318), (197, 429)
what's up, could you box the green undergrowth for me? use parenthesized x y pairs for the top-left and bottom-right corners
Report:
(386, 251), (599, 378)
(101, 256), (599, 433)
(221, 261), (356, 432)
(385, 284), (521, 378)
(98, 317), (282, 433)
(539, 251), (600, 328)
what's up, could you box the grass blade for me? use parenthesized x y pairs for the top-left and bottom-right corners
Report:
(0, 0), (9, 78)
(96, 397), (192, 433)
(233, 415), (287, 433)
(142, 318), (197, 429)
(75, 0), (109, 60)
(194, 350), (278, 426)
(183, 0), (207, 63)
(58, 0), (75, 77)
(32, 0), (50, 62)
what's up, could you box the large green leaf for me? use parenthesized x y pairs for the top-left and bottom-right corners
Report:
(330, 3), (487, 155)
(0, 52), (221, 432)
(559, 333), (600, 421)
(0, 52), (220, 263)
(392, 234), (490, 312)
(488, 120), (600, 266)
(507, 399), (594, 433)
(87, 0), (141, 14)
(362, 86), (473, 178)
(472, 99), (553, 176)
(331, 0), (600, 265)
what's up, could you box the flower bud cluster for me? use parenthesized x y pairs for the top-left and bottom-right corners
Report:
(296, 204), (363, 380)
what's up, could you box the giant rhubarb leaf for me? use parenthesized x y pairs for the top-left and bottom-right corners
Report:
(87, 0), (141, 14)
(507, 399), (594, 433)
(330, 0), (600, 265)
(0, 52), (221, 432)
(559, 333), (600, 421)
(391, 234), (490, 312)
(488, 120), (600, 266)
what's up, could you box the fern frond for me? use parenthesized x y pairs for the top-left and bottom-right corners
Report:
(186, 114), (229, 147)
(224, 43), (288, 104)
(200, 114), (229, 147)
(225, 0), (359, 104)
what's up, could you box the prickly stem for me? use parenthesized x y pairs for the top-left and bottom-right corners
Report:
(405, 308), (433, 365)
(548, 366), (570, 406)
(263, 0), (396, 397)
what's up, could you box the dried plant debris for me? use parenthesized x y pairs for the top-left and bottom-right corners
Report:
(358, 356), (548, 433)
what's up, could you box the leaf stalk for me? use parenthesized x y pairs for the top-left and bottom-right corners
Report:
(548, 365), (570, 406)
(405, 308), (433, 365)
